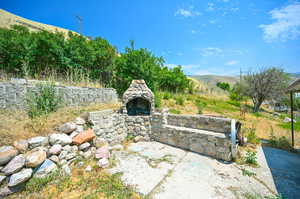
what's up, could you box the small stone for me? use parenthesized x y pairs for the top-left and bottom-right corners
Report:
(49, 134), (72, 146)
(74, 117), (86, 125)
(70, 131), (79, 138)
(134, 136), (144, 142)
(8, 168), (32, 187)
(13, 140), (28, 153)
(77, 161), (84, 167)
(0, 185), (24, 197)
(28, 136), (49, 149)
(71, 146), (78, 152)
(97, 158), (109, 168)
(59, 122), (77, 134)
(90, 147), (96, 154)
(25, 150), (47, 168)
(1, 154), (25, 175)
(109, 144), (124, 151)
(76, 126), (84, 133)
(58, 151), (68, 160)
(62, 164), (71, 176)
(79, 143), (91, 151)
(72, 129), (95, 145)
(34, 159), (57, 178)
(85, 165), (92, 172)
(95, 146), (110, 159)
(65, 153), (76, 160)
(93, 137), (109, 148)
(83, 150), (92, 159)
(63, 145), (72, 152)
(0, 175), (6, 184)
(49, 155), (59, 164)
(0, 146), (19, 166)
(59, 159), (67, 166)
(49, 144), (62, 155)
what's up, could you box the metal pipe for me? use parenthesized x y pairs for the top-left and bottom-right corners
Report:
(290, 92), (294, 148)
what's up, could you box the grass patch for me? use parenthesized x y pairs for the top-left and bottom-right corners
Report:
(0, 103), (120, 145)
(169, 109), (181, 114)
(268, 132), (294, 151)
(174, 95), (185, 105)
(9, 161), (143, 199)
(278, 116), (300, 131)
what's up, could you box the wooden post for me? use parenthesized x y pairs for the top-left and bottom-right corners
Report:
(290, 91), (294, 148)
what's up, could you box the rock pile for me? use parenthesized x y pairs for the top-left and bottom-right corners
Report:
(0, 117), (115, 197)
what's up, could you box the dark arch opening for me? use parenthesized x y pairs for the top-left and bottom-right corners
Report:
(126, 97), (151, 116)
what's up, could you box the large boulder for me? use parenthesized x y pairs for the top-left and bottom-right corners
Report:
(95, 145), (110, 159)
(1, 154), (25, 175)
(28, 136), (49, 149)
(72, 129), (95, 145)
(13, 140), (28, 153)
(49, 144), (62, 155)
(8, 168), (32, 187)
(49, 134), (72, 146)
(0, 146), (19, 166)
(25, 150), (47, 168)
(59, 122), (77, 134)
(33, 159), (57, 178)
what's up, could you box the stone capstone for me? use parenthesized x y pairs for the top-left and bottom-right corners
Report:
(13, 140), (28, 153)
(0, 146), (19, 166)
(49, 144), (62, 155)
(34, 159), (57, 178)
(8, 168), (32, 187)
(28, 136), (49, 149)
(72, 129), (95, 145)
(25, 150), (47, 167)
(1, 154), (25, 175)
(49, 134), (72, 146)
(59, 122), (77, 134)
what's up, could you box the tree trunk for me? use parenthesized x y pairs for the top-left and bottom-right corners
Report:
(253, 100), (263, 112)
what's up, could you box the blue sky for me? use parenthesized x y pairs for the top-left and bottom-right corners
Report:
(2, 0), (300, 76)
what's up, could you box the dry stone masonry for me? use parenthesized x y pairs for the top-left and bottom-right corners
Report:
(0, 78), (118, 109)
(0, 79), (241, 197)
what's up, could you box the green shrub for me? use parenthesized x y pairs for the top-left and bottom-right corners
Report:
(245, 128), (260, 145)
(194, 99), (207, 114)
(25, 83), (63, 118)
(154, 92), (162, 108)
(175, 96), (185, 105)
(269, 133), (294, 151)
(162, 92), (172, 100)
(244, 151), (258, 166)
(169, 109), (181, 114)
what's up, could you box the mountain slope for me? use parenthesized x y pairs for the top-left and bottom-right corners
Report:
(0, 9), (77, 37)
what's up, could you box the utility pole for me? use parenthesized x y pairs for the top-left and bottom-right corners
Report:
(76, 15), (83, 35)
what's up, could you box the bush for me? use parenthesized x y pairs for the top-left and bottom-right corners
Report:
(26, 83), (63, 118)
(244, 151), (258, 166)
(245, 128), (260, 145)
(194, 99), (207, 114)
(175, 96), (185, 105)
(269, 133), (294, 151)
(216, 82), (230, 91)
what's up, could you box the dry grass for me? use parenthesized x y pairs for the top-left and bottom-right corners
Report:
(0, 103), (121, 146)
(8, 160), (142, 199)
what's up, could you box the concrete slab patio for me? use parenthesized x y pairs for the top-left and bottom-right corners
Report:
(108, 142), (300, 199)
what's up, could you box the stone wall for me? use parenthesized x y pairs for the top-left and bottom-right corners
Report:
(125, 116), (151, 141)
(88, 110), (127, 145)
(151, 112), (236, 161)
(0, 79), (118, 109)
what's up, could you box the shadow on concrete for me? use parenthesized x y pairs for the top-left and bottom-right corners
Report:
(262, 146), (300, 199)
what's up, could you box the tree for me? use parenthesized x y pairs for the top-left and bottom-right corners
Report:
(243, 67), (289, 112)
(216, 82), (230, 91)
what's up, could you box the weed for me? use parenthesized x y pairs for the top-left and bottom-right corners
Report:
(194, 99), (207, 114)
(162, 92), (172, 100)
(245, 128), (260, 145)
(252, 112), (262, 117)
(169, 109), (181, 114)
(175, 95), (185, 105)
(25, 83), (63, 118)
(244, 151), (258, 166)
(241, 168), (256, 177)
(269, 132), (294, 151)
